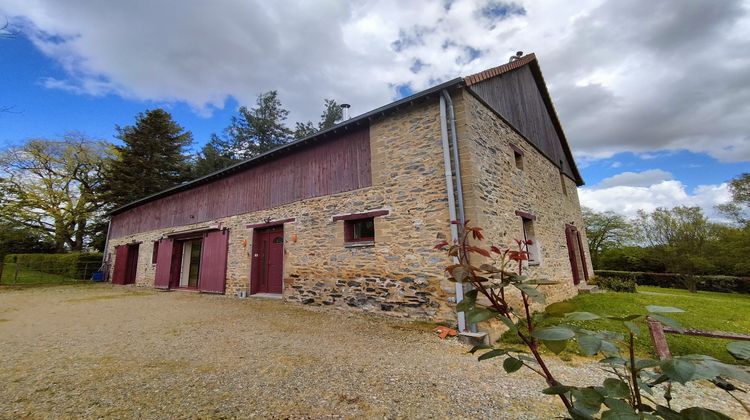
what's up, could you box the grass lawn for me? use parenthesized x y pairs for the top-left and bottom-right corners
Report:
(554, 286), (750, 364)
(0, 263), (86, 285)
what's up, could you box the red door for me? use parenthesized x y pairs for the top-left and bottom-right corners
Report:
(565, 225), (589, 285)
(125, 244), (139, 285)
(154, 238), (174, 289)
(199, 230), (229, 294)
(112, 246), (128, 285)
(112, 244), (139, 285)
(251, 225), (284, 294)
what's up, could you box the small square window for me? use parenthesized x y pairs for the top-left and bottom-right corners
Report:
(510, 144), (524, 171)
(345, 217), (375, 243)
(152, 241), (159, 264)
(521, 217), (541, 265)
(514, 151), (524, 170)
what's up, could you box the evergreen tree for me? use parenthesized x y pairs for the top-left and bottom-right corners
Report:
(292, 121), (317, 139)
(292, 98), (343, 140)
(192, 136), (237, 178)
(221, 91), (292, 159)
(105, 109), (193, 208)
(319, 98), (343, 130)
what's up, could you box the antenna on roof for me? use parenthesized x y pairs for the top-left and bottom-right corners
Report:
(509, 51), (523, 62)
(340, 103), (351, 120)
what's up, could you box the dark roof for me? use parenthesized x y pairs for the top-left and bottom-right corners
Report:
(111, 53), (583, 215)
(466, 53), (584, 185)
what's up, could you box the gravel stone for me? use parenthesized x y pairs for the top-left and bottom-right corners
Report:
(0, 285), (747, 419)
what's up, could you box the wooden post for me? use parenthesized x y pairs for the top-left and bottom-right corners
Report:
(647, 317), (672, 360)
(13, 262), (19, 284)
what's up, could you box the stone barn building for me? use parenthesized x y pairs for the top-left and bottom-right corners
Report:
(105, 53), (593, 327)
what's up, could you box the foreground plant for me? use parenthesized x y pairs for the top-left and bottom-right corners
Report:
(436, 221), (750, 419)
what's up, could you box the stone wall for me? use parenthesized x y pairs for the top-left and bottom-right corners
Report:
(455, 90), (594, 311)
(107, 100), (459, 322)
(106, 89), (593, 328)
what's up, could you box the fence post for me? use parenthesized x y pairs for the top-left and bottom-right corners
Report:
(83, 262), (89, 281)
(647, 317), (672, 360)
(13, 261), (19, 284)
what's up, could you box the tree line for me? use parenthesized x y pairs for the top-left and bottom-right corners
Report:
(583, 174), (750, 277)
(0, 91), (344, 255)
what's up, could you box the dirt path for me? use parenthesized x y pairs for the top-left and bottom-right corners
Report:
(0, 285), (746, 419)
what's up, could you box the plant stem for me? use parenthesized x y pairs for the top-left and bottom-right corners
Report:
(628, 333), (643, 411)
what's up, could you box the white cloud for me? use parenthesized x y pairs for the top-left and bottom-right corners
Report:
(1, 0), (749, 162)
(598, 169), (672, 188)
(579, 180), (732, 220)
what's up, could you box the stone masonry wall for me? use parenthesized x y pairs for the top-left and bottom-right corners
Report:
(107, 100), (459, 322)
(106, 90), (593, 327)
(455, 90), (594, 312)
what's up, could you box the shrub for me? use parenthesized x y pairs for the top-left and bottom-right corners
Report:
(595, 270), (750, 294)
(592, 275), (636, 293)
(3, 253), (103, 280)
(438, 221), (749, 418)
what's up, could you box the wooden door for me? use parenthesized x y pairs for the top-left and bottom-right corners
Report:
(112, 246), (128, 285)
(199, 230), (229, 294)
(154, 238), (174, 289)
(125, 244), (139, 285)
(565, 225), (589, 285)
(250, 226), (284, 294)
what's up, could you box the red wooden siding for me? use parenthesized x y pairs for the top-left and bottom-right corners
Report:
(110, 128), (371, 238)
(468, 66), (577, 181)
(153, 238), (174, 289)
(198, 230), (229, 294)
(112, 246), (129, 285)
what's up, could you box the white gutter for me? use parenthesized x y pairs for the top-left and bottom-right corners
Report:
(440, 92), (467, 332)
(442, 90), (477, 334)
(101, 219), (112, 281)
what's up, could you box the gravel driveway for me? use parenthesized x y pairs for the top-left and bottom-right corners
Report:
(1, 285), (746, 419)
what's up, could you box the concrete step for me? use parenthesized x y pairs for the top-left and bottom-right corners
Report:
(458, 331), (489, 346)
(577, 284), (601, 294)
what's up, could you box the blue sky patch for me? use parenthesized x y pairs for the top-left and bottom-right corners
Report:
(480, 2), (526, 20)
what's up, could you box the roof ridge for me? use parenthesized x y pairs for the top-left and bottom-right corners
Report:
(463, 53), (537, 86)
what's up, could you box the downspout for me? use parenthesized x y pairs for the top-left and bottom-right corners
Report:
(442, 89), (478, 333)
(440, 93), (467, 332)
(101, 219), (112, 281)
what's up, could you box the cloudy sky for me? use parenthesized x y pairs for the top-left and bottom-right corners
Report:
(1, 0), (748, 219)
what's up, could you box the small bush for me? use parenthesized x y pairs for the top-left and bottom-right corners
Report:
(592, 275), (637, 293)
(3, 253), (103, 280)
(595, 270), (750, 294)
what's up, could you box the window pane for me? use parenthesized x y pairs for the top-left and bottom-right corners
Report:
(352, 218), (375, 239)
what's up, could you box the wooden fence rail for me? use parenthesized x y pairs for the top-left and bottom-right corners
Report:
(647, 317), (750, 360)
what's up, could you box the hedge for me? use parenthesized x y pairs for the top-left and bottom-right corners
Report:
(594, 270), (750, 294)
(3, 253), (103, 280)
(590, 275), (637, 293)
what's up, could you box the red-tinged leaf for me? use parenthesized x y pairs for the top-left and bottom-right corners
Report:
(434, 241), (449, 250)
(526, 239), (534, 245)
(470, 227), (485, 240)
(508, 251), (529, 261)
(490, 245), (502, 254)
(468, 246), (491, 258)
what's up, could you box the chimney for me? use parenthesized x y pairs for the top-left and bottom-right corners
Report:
(340, 103), (351, 120)
(509, 51), (523, 62)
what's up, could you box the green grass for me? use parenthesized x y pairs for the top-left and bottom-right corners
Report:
(548, 286), (750, 364)
(502, 286), (750, 364)
(0, 263), (87, 285)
